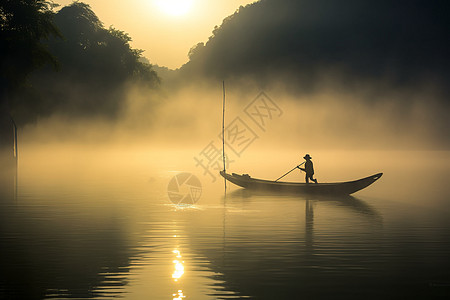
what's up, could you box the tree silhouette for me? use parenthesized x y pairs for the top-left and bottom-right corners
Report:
(0, 0), (60, 101)
(1, 0), (60, 162)
(181, 0), (450, 94)
(9, 2), (159, 125)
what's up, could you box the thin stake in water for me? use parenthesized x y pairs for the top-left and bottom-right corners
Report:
(222, 81), (226, 189)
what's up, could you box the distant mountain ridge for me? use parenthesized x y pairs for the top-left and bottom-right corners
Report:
(179, 0), (450, 93)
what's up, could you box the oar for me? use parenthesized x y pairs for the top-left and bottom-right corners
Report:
(275, 161), (305, 182)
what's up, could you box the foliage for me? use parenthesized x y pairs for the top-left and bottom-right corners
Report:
(188, 42), (204, 61)
(8, 2), (159, 124)
(0, 0), (60, 99)
(182, 0), (450, 93)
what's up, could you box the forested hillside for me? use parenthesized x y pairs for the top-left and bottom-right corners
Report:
(181, 0), (450, 94)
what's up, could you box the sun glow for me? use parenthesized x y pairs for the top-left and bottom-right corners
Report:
(155, 0), (194, 17)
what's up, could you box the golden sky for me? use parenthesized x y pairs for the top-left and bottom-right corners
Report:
(55, 0), (257, 69)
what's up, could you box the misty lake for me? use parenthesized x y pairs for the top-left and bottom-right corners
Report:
(1, 147), (449, 299)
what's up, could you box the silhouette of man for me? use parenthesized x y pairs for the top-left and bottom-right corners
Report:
(298, 154), (318, 184)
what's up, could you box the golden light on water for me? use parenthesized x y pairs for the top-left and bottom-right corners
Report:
(173, 249), (182, 258)
(172, 249), (185, 281)
(173, 290), (186, 300)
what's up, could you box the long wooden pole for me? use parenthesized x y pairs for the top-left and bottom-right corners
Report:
(10, 115), (18, 201)
(13, 119), (17, 168)
(275, 161), (305, 182)
(222, 81), (226, 189)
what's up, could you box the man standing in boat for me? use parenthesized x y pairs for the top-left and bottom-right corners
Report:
(298, 154), (318, 184)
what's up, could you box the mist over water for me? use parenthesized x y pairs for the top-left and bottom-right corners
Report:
(19, 76), (450, 151)
(1, 67), (447, 299)
(1, 139), (450, 299)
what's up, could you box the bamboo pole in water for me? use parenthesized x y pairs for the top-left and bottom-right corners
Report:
(13, 119), (17, 167)
(222, 81), (226, 189)
(10, 115), (18, 201)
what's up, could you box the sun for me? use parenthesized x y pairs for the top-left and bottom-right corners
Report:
(155, 0), (194, 17)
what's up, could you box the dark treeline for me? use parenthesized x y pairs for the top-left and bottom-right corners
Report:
(1, 1), (159, 127)
(0, 0), (59, 102)
(1, 0), (450, 146)
(181, 0), (450, 95)
(1, 0), (59, 172)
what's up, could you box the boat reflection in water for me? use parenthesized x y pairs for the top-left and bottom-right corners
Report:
(180, 189), (399, 299)
(227, 188), (383, 220)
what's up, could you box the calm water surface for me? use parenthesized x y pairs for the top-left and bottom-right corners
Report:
(1, 148), (449, 299)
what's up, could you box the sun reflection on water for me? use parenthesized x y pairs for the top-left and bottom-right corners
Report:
(172, 245), (186, 299)
(172, 249), (185, 281)
(173, 289), (186, 300)
(173, 249), (182, 258)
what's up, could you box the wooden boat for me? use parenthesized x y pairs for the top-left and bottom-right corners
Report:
(219, 171), (383, 195)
